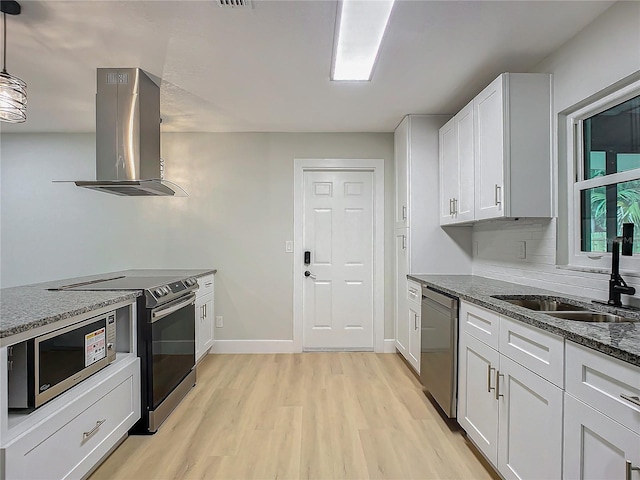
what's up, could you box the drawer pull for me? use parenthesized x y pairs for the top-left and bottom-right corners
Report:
(621, 394), (640, 407)
(627, 461), (640, 480)
(495, 370), (504, 400)
(205, 282), (213, 287)
(487, 364), (495, 393)
(83, 419), (106, 440)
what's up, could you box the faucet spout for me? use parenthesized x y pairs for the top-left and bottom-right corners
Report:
(608, 223), (636, 307)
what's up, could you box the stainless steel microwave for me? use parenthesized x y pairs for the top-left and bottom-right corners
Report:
(8, 311), (117, 409)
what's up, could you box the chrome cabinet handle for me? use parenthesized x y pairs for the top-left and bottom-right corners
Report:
(627, 461), (640, 480)
(487, 364), (495, 393)
(414, 313), (418, 330)
(402, 205), (407, 220)
(495, 184), (502, 206)
(495, 370), (504, 400)
(402, 235), (407, 250)
(453, 198), (458, 215)
(621, 394), (640, 407)
(205, 282), (213, 287)
(203, 303), (207, 319)
(83, 419), (106, 440)
(449, 198), (453, 216)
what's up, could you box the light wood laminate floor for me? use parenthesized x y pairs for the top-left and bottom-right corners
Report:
(91, 353), (495, 480)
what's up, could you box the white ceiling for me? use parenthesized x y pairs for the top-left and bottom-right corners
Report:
(1, 0), (614, 133)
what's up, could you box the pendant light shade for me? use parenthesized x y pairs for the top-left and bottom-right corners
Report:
(0, 0), (26, 123)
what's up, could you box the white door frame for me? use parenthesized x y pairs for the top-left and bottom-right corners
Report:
(293, 158), (385, 353)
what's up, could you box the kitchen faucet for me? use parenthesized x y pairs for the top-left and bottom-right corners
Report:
(607, 223), (636, 307)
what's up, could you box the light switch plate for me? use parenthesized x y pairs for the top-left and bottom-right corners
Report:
(285, 240), (293, 253)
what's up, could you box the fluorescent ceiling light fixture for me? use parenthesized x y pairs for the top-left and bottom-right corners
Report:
(331, 0), (396, 81)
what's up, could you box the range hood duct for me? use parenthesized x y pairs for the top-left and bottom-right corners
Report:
(74, 68), (187, 197)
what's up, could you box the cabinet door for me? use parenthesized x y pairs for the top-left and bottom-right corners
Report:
(201, 295), (214, 354)
(407, 301), (420, 373)
(439, 117), (457, 225)
(474, 74), (505, 220)
(194, 296), (204, 363)
(394, 229), (409, 356)
(564, 393), (640, 480)
(456, 101), (475, 222)
(497, 355), (563, 480)
(395, 117), (409, 229)
(458, 332), (500, 466)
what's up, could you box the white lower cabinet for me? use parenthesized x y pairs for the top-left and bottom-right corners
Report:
(457, 301), (563, 479)
(458, 331), (500, 465)
(563, 341), (640, 479)
(407, 281), (421, 373)
(4, 357), (140, 480)
(564, 393), (640, 480)
(195, 274), (215, 363)
(497, 354), (563, 480)
(195, 293), (214, 363)
(394, 229), (409, 358)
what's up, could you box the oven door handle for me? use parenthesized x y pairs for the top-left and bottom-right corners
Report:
(151, 293), (196, 323)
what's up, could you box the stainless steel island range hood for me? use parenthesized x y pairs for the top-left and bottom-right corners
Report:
(74, 68), (187, 197)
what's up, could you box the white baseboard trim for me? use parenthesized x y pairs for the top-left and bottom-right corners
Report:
(383, 339), (396, 353)
(210, 339), (397, 354)
(210, 340), (297, 354)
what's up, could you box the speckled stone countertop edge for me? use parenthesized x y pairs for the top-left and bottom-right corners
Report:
(0, 290), (141, 339)
(408, 274), (640, 368)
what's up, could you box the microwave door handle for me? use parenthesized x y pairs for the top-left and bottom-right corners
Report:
(151, 293), (196, 323)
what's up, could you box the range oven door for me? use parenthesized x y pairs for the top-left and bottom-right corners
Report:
(148, 293), (196, 411)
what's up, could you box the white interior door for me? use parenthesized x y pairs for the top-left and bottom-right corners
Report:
(302, 170), (374, 350)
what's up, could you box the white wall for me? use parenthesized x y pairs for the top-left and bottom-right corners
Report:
(471, 1), (640, 304)
(0, 132), (395, 341)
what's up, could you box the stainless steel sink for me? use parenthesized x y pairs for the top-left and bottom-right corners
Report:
(493, 296), (588, 312)
(492, 295), (639, 322)
(543, 311), (638, 323)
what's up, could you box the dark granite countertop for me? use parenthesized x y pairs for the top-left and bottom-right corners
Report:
(0, 268), (216, 343)
(408, 274), (640, 367)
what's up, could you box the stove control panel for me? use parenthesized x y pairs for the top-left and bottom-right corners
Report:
(145, 278), (198, 307)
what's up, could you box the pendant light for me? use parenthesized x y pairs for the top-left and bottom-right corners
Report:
(0, 0), (26, 123)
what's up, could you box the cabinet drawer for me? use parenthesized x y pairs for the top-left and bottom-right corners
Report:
(407, 280), (421, 306)
(566, 341), (640, 434)
(196, 274), (214, 298)
(5, 359), (140, 480)
(460, 301), (499, 350)
(499, 316), (564, 388)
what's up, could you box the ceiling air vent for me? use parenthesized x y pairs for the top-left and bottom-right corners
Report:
(217, 0), (252, 8)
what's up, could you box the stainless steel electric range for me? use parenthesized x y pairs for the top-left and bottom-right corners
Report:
(62, 274), (199, 433)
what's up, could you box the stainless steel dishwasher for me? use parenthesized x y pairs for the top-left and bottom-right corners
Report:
(420, 287), (459, 418)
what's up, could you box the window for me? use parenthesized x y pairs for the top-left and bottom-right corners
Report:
(568, 81), (640, 271)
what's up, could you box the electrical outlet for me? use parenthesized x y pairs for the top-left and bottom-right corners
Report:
(285, 240), (293, 253)
(215, 315), (223, 328)
(517, 241), (527, 259)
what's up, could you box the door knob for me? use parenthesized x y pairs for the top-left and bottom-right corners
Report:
(304, 271), (316, 279)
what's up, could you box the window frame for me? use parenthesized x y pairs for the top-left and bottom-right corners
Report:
(566, 79), (640, 272)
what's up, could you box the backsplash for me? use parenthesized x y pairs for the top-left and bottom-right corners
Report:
(472, 218), (640, 306)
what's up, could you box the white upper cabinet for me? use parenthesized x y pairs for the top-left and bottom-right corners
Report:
(439, 73), (552, 225)
(440, 102), (475, 225)
(439, 117), (458, 225)
(475, 73), (552, 220)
